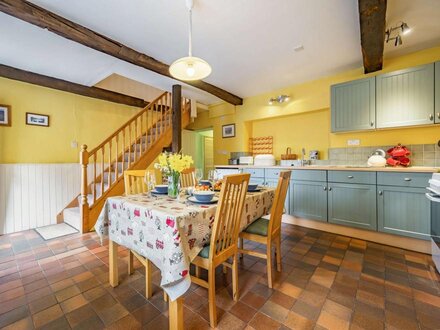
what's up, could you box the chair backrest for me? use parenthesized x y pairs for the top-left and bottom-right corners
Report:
(209, 173), (250, 262)
(180, 168), (196, 188)
(268, 170), (291, 237)
(124, 170), (155, 195)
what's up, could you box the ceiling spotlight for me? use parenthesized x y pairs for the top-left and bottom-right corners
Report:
(385, 21), (410, 47)
(268, 95), (291, 105)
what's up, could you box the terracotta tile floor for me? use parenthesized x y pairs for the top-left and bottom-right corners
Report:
(0, 224), (439, 329)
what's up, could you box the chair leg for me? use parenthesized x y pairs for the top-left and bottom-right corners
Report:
(128, 251), (134, 275)
(222, 265), (227, 274)
(232, 254), (239, 301)
(163, 291), (168, 302)
(195, 265), (200, 278)
(145, 259), (152, 299)
(266, 243), (273, 289)
(239, 238), (244, 259)
(208, 268), (217, 328)
(276, 236), (282, 272)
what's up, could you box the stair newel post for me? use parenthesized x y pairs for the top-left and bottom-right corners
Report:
(172, 85), (182, 153)
(80, 144), (90, 233)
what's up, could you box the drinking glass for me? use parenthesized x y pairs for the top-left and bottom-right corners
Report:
(208, 169), (218, 183)
(144, 171), (156, 196)
(195, 168), (203, 182)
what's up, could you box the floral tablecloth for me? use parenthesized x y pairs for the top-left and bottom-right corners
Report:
(95, 189), (275, 300)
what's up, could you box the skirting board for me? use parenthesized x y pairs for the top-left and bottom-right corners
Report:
(281, 215), (431, 255)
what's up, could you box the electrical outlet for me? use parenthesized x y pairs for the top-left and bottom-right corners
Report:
(347, 139), (360, 146)
(71, 140), (78, 148)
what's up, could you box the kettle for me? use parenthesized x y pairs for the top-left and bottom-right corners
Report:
(367, 149), (387, 167)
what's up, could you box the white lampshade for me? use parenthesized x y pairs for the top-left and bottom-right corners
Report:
(169, 56), (212, 81)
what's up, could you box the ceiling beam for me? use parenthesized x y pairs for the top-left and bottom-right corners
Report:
(358, 0), (387, 73)
(0, 64), (149, 108)
(0, 0), (243, 106)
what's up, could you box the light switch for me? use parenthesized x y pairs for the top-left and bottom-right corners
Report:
(71, 140), (78, 148)
(347, 139), (360, 146)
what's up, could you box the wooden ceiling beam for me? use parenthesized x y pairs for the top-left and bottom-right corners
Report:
(0, 64), (149, 108)
(0, 0), (243, 105)
(358, 0), (387, 73)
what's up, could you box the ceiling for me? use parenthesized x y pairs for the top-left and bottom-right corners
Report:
(0, 0), (439, 105)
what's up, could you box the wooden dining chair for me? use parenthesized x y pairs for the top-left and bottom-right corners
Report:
(180, 167), (196, 187)
(124, 169), (156, 298)
(123, 169), (155, 195)
(238, 170), (291, 289)
(190, 173), (250, 328)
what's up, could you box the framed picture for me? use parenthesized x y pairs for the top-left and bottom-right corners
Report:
(26, 112), (50, 127)
(222, 124), (235, 138)
(0, 105), (11, 126)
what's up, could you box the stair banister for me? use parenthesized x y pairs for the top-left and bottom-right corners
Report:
(80, 144), (89, 232)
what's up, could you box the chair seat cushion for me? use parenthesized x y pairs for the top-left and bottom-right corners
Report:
(198, 245), (210, 258)
(243, 217), (269, 236)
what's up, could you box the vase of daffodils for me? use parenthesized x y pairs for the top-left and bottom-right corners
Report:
(154, 152), (193, 198)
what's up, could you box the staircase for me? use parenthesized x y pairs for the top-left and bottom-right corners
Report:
(59, 91), (191, 233)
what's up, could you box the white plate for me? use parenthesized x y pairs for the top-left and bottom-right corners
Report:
(188, 196), (219, 204)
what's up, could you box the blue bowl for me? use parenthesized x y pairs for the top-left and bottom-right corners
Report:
(155, 185), (168, 193)
(193, 191), (215, 202)
(199, 180), (212, 187)
(248, 183), (259, 191)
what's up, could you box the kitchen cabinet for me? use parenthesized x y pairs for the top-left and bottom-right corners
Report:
(290, 180), (328, 222)
(376, 63), (435, 128)
(266, 178), (290, 214)
(435, 61), (440, 124)
(241, 168), (265, 185)
(331, 77), (375, 132)
(328, 183), (377, 230)
(377, 185), (431, 240)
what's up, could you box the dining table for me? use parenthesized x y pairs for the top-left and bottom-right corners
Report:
(95, 187), (275, 330)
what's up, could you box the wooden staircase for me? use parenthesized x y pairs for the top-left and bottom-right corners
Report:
(59, 92), (191, 233)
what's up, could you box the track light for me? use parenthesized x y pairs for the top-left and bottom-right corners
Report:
(386, 21), (410, 47)
(268, 95), (291, 105)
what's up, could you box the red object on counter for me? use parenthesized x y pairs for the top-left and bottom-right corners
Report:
(386, 144), (411, 167)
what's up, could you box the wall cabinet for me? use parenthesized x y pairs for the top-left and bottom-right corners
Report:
(328, 183), (377, 230)
(376, 63), (435, 128)
(331, 77), (376, 132)
(377, 185), (431, 240)
(290, 180), (328, 222)
(435, 62), (440, 124)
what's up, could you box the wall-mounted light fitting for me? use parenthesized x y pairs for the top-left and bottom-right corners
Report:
(385, 21), (411, 47)
(268, 95), (290, 105)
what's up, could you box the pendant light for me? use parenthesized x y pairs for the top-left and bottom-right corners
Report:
(169, 0), (212, 81)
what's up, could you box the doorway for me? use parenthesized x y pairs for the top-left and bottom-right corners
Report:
(182, 128), (214, 179)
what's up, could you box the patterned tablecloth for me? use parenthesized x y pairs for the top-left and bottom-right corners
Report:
(95, 188), (275, 300)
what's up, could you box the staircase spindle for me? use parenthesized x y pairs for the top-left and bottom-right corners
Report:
(93, 153), (97, 203)
(115, 134), (118, 181)
(128, 123), (132, 168)
(140, 113), (144, 156)
(122, 128), (126, 173)
(101, 147), (105, 197)
(108, 139), (112, 186)
(80, 144), (89, 233)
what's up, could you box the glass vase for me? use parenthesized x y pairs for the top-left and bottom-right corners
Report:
(167, 172), (180, 198)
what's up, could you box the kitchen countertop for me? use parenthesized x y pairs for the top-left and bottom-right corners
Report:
(215, 164), (439, 173)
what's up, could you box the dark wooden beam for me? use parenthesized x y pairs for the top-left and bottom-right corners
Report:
(172, 85), (182, 153)
(358, 0), (387, 73)
(0, 0), (243, 106)
(0, 64), (148, 108)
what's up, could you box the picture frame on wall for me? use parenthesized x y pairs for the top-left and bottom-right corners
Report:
(26, 112), (50, 127)
(0, 105), (11, 126)
(222, 124), (235, 138)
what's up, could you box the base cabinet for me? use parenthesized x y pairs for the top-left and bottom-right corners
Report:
(328, 183), (377, 230)
(377, 185), (431, 240)
(290, 180), (327, 222)
(266, 179), (290, 214)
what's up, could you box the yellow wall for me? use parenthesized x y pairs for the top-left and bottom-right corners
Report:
(0, 77), (141, 163)
(189, 46), (440, 164)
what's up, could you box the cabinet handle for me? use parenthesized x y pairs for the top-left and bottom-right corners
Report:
(328, 187), (332, 191)
(404, 178), (412, 181)
(323, 186), (327, 191)
(370, 121), (374, 127)
(378, 190), (383, 196)
(347, 175), (354, 179)
(429, 114), (434, 121)
(437, 113), (440, 120)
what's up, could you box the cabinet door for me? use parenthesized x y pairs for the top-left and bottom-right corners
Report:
(266, 179), (289, 214)
(435, 62), (440, 124)
(328, 183), (377, 230)
(290, 181), (327, 222)
(376, 63), (435, 128)
(331, 77), (375, 132)
(250, 177), (265, 186)
(377, 185), (431, 240)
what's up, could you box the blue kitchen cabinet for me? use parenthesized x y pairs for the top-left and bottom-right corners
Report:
(376, 63), (435, 128)
(377, 185), (431, 240)
(266, 178), (290, 214)
(328, 183), (377, 230)
(331, 77), (376, 132)
(435, 61), (440, 124)
(242, 168), (265, 186)
(290, 180), (328, 222)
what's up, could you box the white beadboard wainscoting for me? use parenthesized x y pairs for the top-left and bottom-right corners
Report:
(0, 163), (82, 235)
